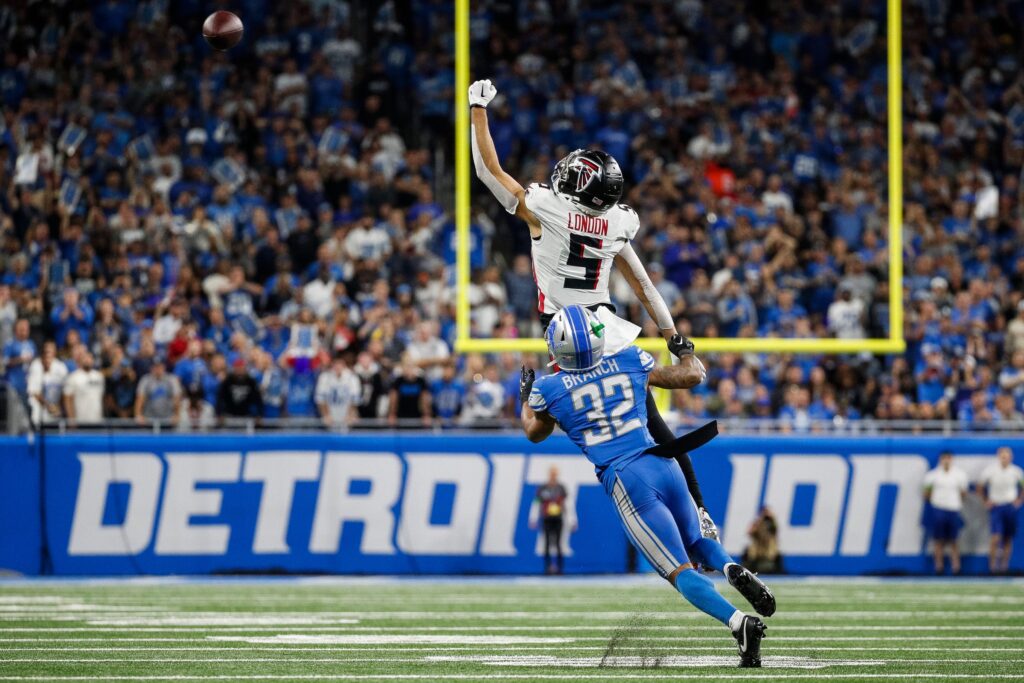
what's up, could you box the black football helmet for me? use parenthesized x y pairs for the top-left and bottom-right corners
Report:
(551, 149), (624, 216)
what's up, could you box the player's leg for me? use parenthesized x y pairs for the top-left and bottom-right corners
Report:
(611, 459), (766, 667)
(660, 459), (776, 617)
(1002, 538), (1013, 573)
(644, 391), (706, 509)
(950, 539), (961, 574)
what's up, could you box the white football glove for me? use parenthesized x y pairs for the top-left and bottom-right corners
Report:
(468, 79), (497, 108)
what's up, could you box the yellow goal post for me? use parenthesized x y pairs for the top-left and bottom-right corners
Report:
(453, 0), (905, 358)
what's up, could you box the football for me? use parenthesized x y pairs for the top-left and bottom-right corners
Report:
(202, 10), (243, 51)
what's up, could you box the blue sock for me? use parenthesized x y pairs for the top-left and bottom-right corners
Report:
(688, 537), (734, 573)
(674, 568), (739, 626)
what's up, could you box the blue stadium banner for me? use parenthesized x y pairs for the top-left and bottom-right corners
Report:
(0, 433), (1020, 576)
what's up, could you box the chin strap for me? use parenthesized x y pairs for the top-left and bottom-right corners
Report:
(471, 124), (519, 215)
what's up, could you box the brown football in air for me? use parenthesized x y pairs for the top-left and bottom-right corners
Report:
(203, 11), (243, 51)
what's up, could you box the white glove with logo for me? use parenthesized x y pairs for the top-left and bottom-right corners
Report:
(468, 79), (497, 108)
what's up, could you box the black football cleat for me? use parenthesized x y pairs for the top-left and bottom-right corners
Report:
(732, 614), (767, 668)
(726, 564), (776, 617)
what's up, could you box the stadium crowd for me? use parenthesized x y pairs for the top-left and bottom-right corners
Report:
(1, 0), (1024, 431)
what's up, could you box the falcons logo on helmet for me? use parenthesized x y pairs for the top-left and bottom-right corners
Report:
(573, 158), (601, 192)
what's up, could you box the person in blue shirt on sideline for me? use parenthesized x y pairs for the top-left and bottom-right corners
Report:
(520, 305), (775, 668)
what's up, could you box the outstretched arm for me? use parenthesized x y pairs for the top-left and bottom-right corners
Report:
(469, 80), (541, 237)
(648, 355), (706, 390)
(521, 403), (557, 443)
(615, 243), (676, 340)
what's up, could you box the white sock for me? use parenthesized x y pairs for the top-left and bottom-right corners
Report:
(728, 609), (745, 632)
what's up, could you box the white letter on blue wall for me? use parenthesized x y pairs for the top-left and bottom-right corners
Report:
(841, 455), (929, 557)
(68, 453), (163, 556)
(763, 455), (848, 555)
(721, 454), (766, 556)
(243, 451), (322, 554)
(479, 454), (526, 556)
(397, 454), (488, 555)
(309, 452), (401, 554)
(154, 453), (241, 555)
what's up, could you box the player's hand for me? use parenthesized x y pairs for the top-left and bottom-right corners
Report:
(519, 365), (535, 406)
(468, 79), (497, 108)
(668, 333), (694, 358)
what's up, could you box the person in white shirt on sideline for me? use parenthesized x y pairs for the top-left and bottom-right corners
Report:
(923, 452), (970, 575)
(62, 350), (105, 425)
(976, 447), (1024, 574)
(315, 353), (361, 432)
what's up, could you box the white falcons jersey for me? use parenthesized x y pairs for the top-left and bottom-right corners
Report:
(526, 183), (640, 315)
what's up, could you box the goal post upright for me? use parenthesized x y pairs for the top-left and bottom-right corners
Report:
(453, 0), (904, 357)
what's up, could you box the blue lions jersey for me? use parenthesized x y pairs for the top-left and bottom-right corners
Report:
(529, 346), (657, 475)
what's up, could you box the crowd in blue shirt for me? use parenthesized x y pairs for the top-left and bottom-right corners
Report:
(1, 0), (1023, 430)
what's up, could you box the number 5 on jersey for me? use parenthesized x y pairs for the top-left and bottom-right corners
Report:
(564, 234), (602, 290)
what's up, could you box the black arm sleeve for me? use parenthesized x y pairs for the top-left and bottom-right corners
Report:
(644, 390), (706, 509)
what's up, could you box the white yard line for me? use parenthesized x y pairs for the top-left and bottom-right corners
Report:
(2, 646), (1024, 653)
(3, 656), (1024, 665)
(205, 635), (1024, 644)
(4, 674), (1024, 681)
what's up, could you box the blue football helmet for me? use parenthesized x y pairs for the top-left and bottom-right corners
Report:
(545, 305), (606, 372)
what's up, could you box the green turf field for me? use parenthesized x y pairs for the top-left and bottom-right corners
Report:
(1, 577), (1023, 681)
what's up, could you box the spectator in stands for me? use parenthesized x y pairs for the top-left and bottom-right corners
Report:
(389, 357), (430, 428)
(51, 288), (94, 348)
(315, 353), (361, 432)
(27, 341), (67, 425)
(217, 359), (264, 421)
(3, 319), (36, 395)
(405, 321), (450, 382)
(102, 344), (137, 420)
(134, 359), (181, 425)
(62, 351), (105, 426)
(178, 388), (217, 432)
(431, 361), (465, 424)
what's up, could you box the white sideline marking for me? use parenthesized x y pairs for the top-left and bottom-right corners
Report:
(3, 646), (1024, 653)
(83, 617), (360, 626)
(4, 675), (1024, 681)
(8, 610), (1020, 621)
(207, 635), (573, 645)
(204, 634), (1024, 644)
(427, 654), (877, 669)
(5, 657), (1024, 666)
(1, 624), (1017, 638)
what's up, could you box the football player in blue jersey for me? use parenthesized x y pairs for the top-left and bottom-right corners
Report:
(520, 305), (775, 668)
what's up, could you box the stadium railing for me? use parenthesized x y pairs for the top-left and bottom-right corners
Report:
(33, 416), (1024, 436)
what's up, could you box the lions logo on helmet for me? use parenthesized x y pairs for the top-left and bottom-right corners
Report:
(545, 305), (607, 372)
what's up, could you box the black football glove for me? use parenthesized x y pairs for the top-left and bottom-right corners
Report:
(519, 366), (536, 407)
(668, 334), (695, 358)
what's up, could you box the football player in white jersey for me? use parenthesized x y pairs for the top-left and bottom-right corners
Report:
(468, 78), (716, 538)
